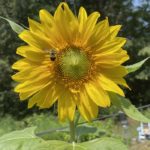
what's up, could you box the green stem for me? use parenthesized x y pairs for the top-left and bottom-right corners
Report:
(75, 112), (80, 127)
(69, 120), (76, 142)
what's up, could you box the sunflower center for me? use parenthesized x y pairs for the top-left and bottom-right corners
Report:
(59, 48), (90, 80)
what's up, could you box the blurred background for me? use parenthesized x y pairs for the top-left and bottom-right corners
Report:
(0, 0), (150, 149)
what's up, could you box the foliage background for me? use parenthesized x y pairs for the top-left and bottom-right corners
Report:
(0, 0), (150, 118)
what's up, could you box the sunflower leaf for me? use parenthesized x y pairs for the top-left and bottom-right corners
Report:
(110, 93), (150, 123)
(44, 138), (128, 150)
(0, 127), (47, 150)
(43, 141), (84, 150)
(0, 16), (24, 34)
(81, 137), (128, 150)
(0, 126), (128, 150)
(125, 57), (150, 73)
(76, 125), (97, 137)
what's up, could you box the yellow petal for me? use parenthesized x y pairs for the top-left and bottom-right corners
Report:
(87, 18), (109, 49)
(54, 3), (78, 44)
(98, 74), (125, 96)
(77, 103), (91, 121)
(19, 91), (36, 101)
(16, 45), (43, 57)
(85, 81), (110, 107)
(12, 65), (48, 82)
(81, 12), (100, 45)
(25, 50), (47, 62)
(39, 9), (66, 49)
(80, 88), (98, 119)
(78, 7), (87, 32)
(95, 49), (129, 68)
(58, 89), (76, 121)
(28, 18), (44, 36)
(14, 73), (51, 93)
(116, 78), (130, 89)
(39, 9), (53, 27)
(19, 30), (52, 50)
(100, 66), (129, 88)
(109, 25), (122, 39)
(19, 76), (54, 101)
(28, 84), (58, 108)
(39, 9), (54, 36)
(12, 59), (39, 71)
(16, 46), (28, 57)
(102, 66), (128, 77)
(16, 46), (48, 62)
(95, 37), (126, 54)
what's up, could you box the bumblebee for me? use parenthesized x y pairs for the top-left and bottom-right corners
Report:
(49, 49), (57, 61)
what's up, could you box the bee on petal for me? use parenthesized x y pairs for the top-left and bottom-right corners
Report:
(49, 49), (57, 61)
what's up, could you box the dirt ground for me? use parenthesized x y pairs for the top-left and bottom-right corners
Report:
(130, 141), (150, 150)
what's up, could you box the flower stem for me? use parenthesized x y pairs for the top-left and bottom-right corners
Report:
(69, 120), (76, 142)
(75, 112), (80, 127)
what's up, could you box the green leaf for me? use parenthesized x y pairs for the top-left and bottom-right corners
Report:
(110, 93), (150, 123)
(47, 137), (126, 150)
(0, 127), (128, 150)
(81, 137), (128, 150)
(44, 141), (84, 150)
(125, 57), (150, 73)
(0, 16), (24, 34)
(0, 127), (47, 150)
(46, 138), (128, 150)
(76, 125), (97, 137)
(0, 127), (80, 150)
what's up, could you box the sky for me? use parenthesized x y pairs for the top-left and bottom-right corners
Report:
(133, 0), (142, 7)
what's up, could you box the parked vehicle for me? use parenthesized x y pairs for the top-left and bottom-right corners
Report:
(137, 123), (150, 141)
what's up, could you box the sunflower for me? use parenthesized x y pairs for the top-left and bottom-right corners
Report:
(12, 2), (129, 121)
